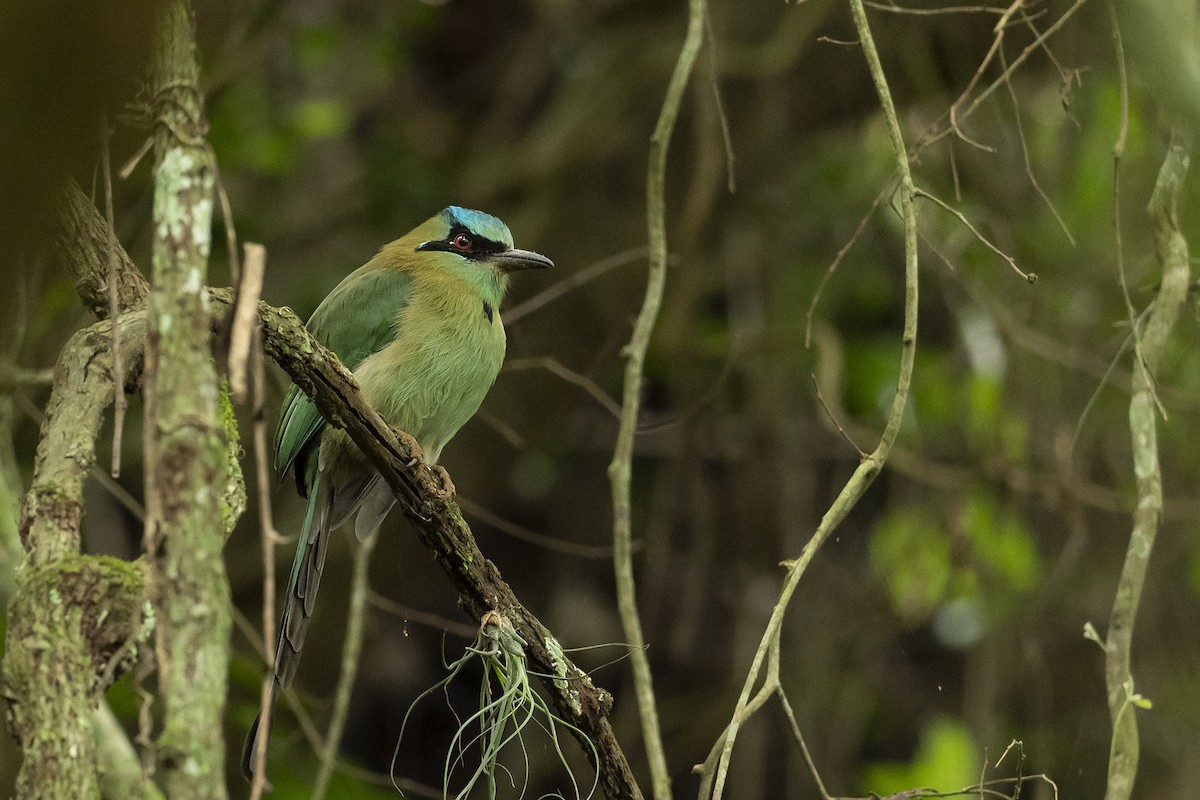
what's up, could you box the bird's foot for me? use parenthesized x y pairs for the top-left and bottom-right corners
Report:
(396, 429), (424, 465)
(431, 464), (456, 501)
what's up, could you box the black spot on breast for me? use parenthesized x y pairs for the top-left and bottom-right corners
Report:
(483, 301), (494, 323)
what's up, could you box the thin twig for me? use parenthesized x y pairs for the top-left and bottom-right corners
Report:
(230, 242), (266, 403)
(811, 374), (868, 458)
(703, 5), (736, 193)
(458, 495), (617, 559)
(805, 180), (894, 347)
(775, 686), (832, 800)
(998, 44), (1075, 245)
(474, 407), (525, 448)
(213, 159), (241, 286)
(101, 114), (127, 478)
(118, 136), (155, 181)
(817, 36), (860, 46)
(248, 246), (279, 800)
(232, 607), (333, 759)
(13, 391), (149, 521)
(505, 247), (649, 325)
(916, 188), (1038, 283)
(943, 0), (1089, 150)
(1109, 4), (1140, 370)
(134, 657), (156, 780)
(504, 356), (622, 418)
(314, 527), (381, 800)
(909, 0), (1090, 158)
(1018, 4), (1071, 90)
(946, 0), (1023, 153)
(0, 365), (55, 389)
(1105, 6), (1167, 425)
(950, 138), (962, 200)
(366, 591), (477, 639)
(693, 636), (784, 800)
(864, 1), (1012, 14)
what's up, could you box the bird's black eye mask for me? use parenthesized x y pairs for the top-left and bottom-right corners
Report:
(417, 224), (507, 261)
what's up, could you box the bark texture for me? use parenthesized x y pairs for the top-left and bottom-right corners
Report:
(144, 3), (238, 797)
(52, 180), (150, 319)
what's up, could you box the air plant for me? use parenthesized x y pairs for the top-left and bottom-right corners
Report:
(391, 611), (599, 800)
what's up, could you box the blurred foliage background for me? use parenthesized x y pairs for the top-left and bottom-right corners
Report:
(3, 0), (1200, 798)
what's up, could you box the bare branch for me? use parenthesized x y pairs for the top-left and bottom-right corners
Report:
(229, 242), (266, 402)
(916, 188), (1038, 282)
(504, 356), (621, 418)
(998, 45), (1075, 245)
(101, 115), (128, 478)
(805, 179), (894, 347)
(505, 246), (649, 325)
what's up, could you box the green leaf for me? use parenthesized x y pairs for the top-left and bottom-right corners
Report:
(964, 490), (1040, 598)
(861, 717), (980, 796)
(291, 99), (351, 140)
(870, 505), (950, 625)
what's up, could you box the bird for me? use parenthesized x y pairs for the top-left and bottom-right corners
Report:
(242, 206), (552, 780)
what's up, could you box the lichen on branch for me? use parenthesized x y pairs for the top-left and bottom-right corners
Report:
(1, 315), (151, 800)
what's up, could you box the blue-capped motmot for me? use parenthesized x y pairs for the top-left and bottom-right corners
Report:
(242, 206), (552, 779)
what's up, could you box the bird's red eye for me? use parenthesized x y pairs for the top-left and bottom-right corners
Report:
(452, 233), (472, 251)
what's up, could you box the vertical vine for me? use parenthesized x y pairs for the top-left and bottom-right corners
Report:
(608, 0), (707, 798)
(1103, 133), (1191, 800)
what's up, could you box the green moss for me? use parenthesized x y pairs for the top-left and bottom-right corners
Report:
(216, 384), (247, 535)
(545, 635), (582, 715)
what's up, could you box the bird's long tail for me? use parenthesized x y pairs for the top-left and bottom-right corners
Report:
(242, 468), (330, 780)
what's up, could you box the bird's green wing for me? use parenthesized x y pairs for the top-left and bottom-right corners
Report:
(273, 264), (413, 487)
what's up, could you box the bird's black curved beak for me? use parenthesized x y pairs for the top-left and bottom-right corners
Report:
(494, 248), (554, 272)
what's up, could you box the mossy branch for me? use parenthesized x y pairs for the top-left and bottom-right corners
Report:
(145, 3), (238, 796)
(1, 316), (153, 800)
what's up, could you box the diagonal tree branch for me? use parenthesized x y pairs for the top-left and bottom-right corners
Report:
(209, 288), (643, 800)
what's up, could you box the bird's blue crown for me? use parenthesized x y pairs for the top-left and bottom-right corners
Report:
(441, 206), (514, 249)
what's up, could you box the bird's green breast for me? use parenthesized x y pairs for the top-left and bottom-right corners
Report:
(328, 265), (506, 466)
